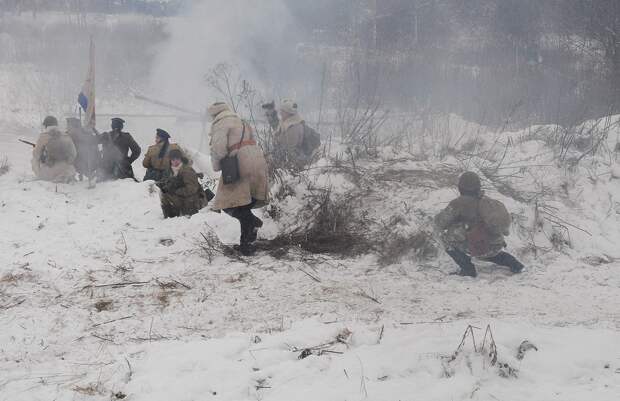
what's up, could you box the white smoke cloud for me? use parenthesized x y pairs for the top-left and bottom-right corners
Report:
(149, 0), (299, 112)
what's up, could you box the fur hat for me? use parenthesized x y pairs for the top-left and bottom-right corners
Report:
(156, 128), (171, 140)
(43, 115), (58, 127)
(279, 99), (298, 116)
(207, 102), (230, 119)
(168, 149), (183, 160)
(458, 171), (481, 194)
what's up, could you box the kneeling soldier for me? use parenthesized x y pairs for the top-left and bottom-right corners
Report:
(157, 149), (206, 218)
(435, 171), (524, 277)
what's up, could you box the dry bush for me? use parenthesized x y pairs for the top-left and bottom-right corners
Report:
(547, 115), (618, 166)
(156, 291), (170, 308)
(0, 157), (9, 176)
(269, 188), (372, 256)
(197, 229), (225, 263)
(0, 271), (31, 284)
(334, 59), (389, 158)
(94, 299), (113, 312)
(441, 325), (518, 379)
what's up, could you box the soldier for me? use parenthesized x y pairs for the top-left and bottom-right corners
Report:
(142, 128), (186, 181)
(157, 149), (206, 218)
(66, 117), (99, 182)
(97, 117), (141, 181)
(434, 171), (524, 277)
(276, 99), (306, 167)
(31, 115), (77, 183)
(209, 102), (269, 255)
(261, 101), (279, 131)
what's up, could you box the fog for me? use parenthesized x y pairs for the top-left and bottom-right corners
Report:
(150, 0), (300, 111)
(0, 1), (619, 130)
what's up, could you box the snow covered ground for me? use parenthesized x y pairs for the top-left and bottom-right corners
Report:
(1, 108), (620, 400)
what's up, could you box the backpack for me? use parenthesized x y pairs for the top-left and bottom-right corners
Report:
(467, 196), (511, 257)
(45, 132), (72, 164)
(301, 122), (321, 156)
(478, 196), (511, 236)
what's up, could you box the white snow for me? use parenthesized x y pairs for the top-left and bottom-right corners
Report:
(1, 46), (620, 401)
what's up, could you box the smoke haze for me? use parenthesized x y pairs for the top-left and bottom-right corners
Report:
(149, 0), (300, 111)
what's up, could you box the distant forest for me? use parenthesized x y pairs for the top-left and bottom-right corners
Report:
(1, 0), (619, 126)
(0, 0), (184, 16)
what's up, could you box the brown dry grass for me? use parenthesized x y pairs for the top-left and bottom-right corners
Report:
(94, 299), (114, 312)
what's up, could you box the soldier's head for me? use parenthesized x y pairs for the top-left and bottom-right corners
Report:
(458, 171), (481, 196)
(207, 102), (230, 120)
(279, 99), (298, 119)
(43, 115), (58, 128)
(156, 128), (171, 144)
(169, 149), (184, 167)
(111, 117), (125, 131)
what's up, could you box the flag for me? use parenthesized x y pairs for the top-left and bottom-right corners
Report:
(78, 37), (95, 129)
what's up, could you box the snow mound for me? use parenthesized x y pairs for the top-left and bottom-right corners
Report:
(1, 114), (620, 400)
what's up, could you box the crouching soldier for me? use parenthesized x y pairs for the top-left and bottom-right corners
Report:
(157, 149), (206, 218)
(209, 102), (269, 255)
(434, 171), (524, 277)
(143, 128), (186, 181)
(31, 116), (77, 183)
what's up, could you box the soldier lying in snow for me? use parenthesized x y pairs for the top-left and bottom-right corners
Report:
(434, 171), (524, 277)
(31, 116), (77, 183)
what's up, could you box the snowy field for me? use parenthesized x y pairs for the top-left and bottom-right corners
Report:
(2, 108), (620, 401)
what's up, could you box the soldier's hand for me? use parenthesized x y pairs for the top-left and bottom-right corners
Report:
(155, 180), (167, 192)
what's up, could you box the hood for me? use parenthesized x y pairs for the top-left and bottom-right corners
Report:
(208, 103), (232, 120)
(212, 109), (240, 125)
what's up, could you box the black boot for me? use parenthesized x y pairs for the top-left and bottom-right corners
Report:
(484, 251), (524, 274)
(247, 214), (263, 243)
(446, 249), (477, 277)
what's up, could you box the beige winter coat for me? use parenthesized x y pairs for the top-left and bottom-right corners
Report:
(209, 109), (269, 211)
(31, 127), (77, 183)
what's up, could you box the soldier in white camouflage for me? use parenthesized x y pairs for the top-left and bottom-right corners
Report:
(435, 171), (524, 277)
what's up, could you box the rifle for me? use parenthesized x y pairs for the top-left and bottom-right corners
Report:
(19, 139), (36, 147)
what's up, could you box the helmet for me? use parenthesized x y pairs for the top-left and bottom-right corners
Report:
(43, 115), (58, 127)
(458, 171), (481, 194)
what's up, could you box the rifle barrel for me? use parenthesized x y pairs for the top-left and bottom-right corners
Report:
(19, 139), (36, 147)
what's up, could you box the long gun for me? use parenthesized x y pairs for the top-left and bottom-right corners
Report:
(19, 139), (36, 147)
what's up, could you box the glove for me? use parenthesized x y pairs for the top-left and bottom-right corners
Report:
(155, 180), (167, 193)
